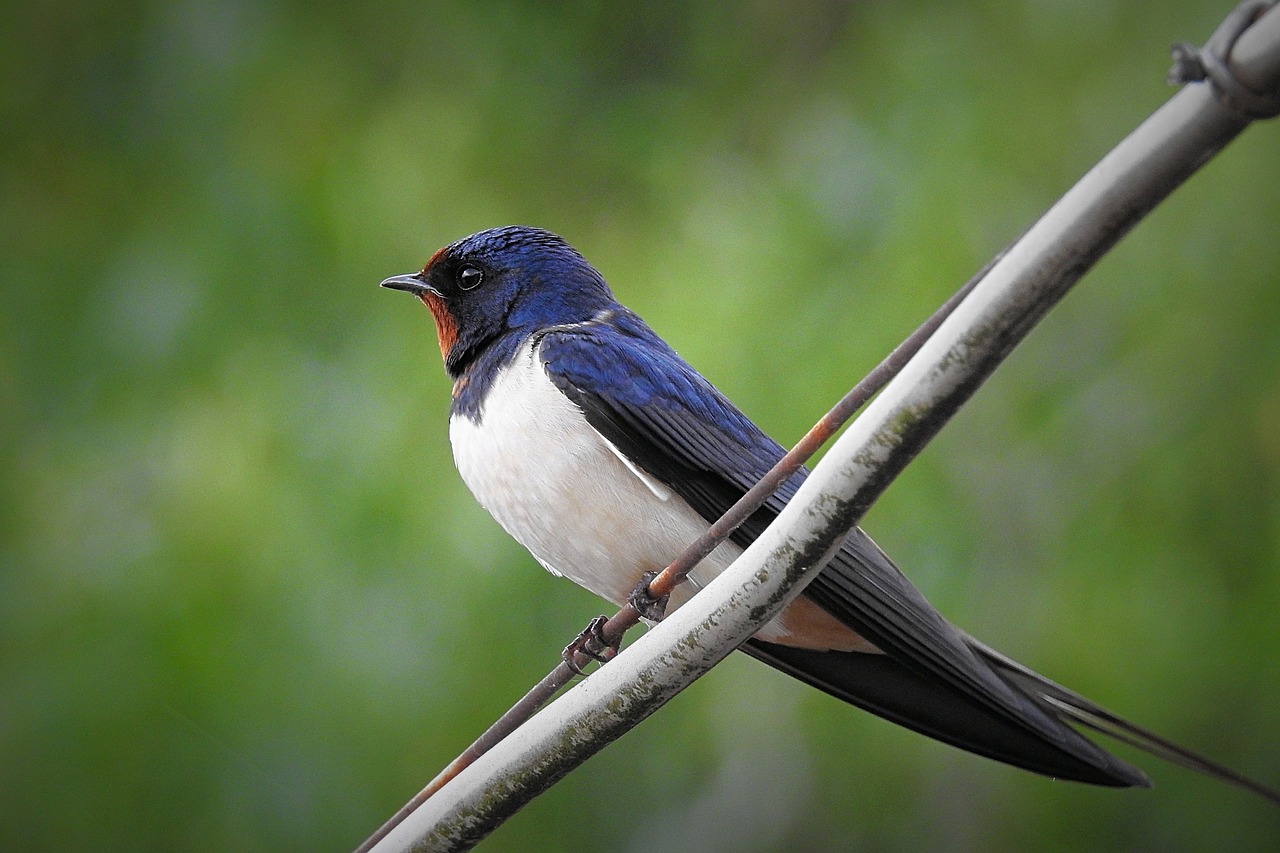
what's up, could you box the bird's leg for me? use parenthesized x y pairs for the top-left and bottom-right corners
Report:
(628, 570), (670, 622)
(561, 571), (670, 676)
(561, 615), (617, 675)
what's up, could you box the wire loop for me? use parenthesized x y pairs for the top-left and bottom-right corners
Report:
(1169, 0), (1280, 120)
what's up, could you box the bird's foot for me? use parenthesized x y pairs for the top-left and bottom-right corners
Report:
(628, 571), (669, 622)
(562, 615), (617, 675)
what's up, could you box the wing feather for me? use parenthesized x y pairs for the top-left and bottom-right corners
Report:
(538, 314), (1148, 784)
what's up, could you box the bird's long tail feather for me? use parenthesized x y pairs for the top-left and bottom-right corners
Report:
(743, 639), (1151, 788)
(969, 638), (1280, 805)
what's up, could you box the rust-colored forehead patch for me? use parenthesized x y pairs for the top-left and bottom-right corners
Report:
(421, 245), (448, 275)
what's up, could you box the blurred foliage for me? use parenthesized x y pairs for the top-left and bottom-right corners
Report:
(2, 1), (1279, 850)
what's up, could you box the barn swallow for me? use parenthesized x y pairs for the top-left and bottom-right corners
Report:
(382, 225), (1278, 799)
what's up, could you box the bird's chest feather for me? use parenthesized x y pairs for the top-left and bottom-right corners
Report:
(448, 343), (739, 607)
(447, 342), (868, 652)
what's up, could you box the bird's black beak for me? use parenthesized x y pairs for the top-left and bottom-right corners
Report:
(379, 273), (437, 296)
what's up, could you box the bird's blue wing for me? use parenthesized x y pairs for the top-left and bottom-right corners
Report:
(538, 309), (794, 537)
(538, 311), (1148, 786)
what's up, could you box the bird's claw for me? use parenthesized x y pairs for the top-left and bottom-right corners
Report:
(562, 615), (617, 675)
(628, 571), (670, 622)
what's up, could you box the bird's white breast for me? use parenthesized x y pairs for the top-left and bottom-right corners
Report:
(448, 341), (869, 651)
(449, 341), (741, 610)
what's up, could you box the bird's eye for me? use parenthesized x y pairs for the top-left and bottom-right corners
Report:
(457, 265), (484, 291)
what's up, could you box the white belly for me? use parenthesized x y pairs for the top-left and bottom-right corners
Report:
(449, 342), (740, 611)
(448, 342), (870, 652)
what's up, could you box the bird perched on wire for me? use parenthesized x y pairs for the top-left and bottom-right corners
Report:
(382, 225), (1277, 800)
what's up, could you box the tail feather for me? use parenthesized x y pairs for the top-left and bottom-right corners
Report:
(746, 636), (1280, 805)
(971, 639), (1280, 805)
(744, 639), (1151, 788)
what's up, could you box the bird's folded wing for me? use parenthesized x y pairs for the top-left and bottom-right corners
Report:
(536, 317), (1146, 784)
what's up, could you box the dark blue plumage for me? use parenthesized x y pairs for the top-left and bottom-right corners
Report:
(381, 225), (1280, 802)
(408, 227), (618, 417)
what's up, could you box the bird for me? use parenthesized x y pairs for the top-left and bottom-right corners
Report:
(381, 224), (1278, 801)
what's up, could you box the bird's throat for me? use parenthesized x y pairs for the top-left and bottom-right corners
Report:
(418, 291), (458, 362)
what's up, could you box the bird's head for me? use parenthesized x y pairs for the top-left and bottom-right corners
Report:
(381, 226), (617, 378)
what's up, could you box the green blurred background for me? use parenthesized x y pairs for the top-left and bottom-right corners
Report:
(3, 1), (1279, 850)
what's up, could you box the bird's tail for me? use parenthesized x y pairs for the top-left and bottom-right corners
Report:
(744, 639), (1152, 788)
(969, 638), (1280, 805)
(745, 636), (1280, 803)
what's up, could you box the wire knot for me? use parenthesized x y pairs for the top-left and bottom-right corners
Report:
(1168, 0), (1280, 120)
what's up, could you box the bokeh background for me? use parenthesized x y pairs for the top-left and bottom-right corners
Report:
(4, 1), (1280, 850)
